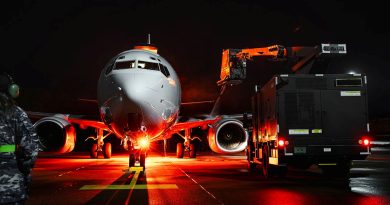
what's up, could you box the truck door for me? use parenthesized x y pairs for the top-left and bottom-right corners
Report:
(321, 89), (367, 140)
(279, 90), (322, 138)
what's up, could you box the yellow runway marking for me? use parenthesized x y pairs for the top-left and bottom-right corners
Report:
(80, 184), (178, 190)
(80, 167), (178, 190)
(318, 163), (337, 166)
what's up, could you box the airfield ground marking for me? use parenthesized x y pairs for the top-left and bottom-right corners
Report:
(79, 167), (178, 190)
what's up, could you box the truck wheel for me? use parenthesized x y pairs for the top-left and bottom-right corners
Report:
(337, 160), (351, 177)
(248, 162), (257, 173)
(189, 143), (196, 158)
(262, 145), (269, 178)
(176, 143), (184, 158)
(246, 148), (256, 172)
(277, 166), (288, 177)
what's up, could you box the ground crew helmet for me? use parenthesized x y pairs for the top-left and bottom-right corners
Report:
(0, 72), (20, 98)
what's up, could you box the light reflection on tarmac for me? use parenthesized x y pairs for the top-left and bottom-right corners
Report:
(27, 148), (390, 205)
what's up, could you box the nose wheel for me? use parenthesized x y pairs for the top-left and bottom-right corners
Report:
(129, 152), (146, 170)
(129, 153), (136, 167)
(127, 139), (147, 170)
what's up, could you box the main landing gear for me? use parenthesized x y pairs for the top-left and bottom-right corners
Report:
(176, 129), (200, 158)
(86, 129), (112, 159)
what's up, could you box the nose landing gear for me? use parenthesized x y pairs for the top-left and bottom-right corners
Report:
(128, 150), (146, 170)
(124, 135), (148, 171)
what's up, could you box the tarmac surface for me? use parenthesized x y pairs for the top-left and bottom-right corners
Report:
(27, 147), (390, 205)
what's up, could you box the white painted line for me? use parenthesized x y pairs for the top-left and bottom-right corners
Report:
(58, 166), (85, 177)
(371, 141), (390, 145)
(177, 167), (224, 205)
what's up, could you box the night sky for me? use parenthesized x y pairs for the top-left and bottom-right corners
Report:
(1, 1), (389, 119)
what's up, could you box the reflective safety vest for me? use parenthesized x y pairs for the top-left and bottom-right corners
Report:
(0, 145), (16, 152)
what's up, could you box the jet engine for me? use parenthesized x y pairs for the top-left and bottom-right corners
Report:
(33, 114), (76, 153)
(208, 118), (248, 153)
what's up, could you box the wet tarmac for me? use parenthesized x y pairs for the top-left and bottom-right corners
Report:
(27, 147), (390, 205)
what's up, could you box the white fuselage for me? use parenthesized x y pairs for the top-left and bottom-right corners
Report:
(97, 49), (181, 143)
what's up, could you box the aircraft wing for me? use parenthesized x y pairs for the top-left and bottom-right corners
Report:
(168, 113), (250, 134)
(67, 118), (109, 131)
(27, 111), (110, 131)
(168, 116), (221, 134)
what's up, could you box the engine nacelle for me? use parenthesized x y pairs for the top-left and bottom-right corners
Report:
(33, 114), (76, 153)
(208, 118), (248, 154)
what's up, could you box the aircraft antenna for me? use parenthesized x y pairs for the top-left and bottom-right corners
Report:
(134, 34), (157, 53)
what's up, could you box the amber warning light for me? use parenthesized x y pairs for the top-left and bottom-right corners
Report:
(134, 45), (158, 53)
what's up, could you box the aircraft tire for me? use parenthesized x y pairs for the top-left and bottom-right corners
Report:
(103, 142), (112, 159)
(90, 143), (98, 158)
(176, 143), (184, 158)
(129, 153), (136, 167)
(140, 153), (146, 169)
(189, 143), (196, 158)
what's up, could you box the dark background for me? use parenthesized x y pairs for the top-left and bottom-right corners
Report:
(1, 0), (389, 120)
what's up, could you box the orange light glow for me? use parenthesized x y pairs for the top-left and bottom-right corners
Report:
(139, 137), (150, 149)
(167, 78), (176, 86)
(134, 45), (158, 53)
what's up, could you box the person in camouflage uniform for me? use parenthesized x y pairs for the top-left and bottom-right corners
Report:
(0, 73), (39, 205)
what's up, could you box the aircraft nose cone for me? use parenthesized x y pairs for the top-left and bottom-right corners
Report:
(113, 72), (161, 104)
(112, 73), (141, 103)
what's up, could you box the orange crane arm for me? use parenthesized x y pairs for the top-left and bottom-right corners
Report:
(236, 45), (287, 60)
(219, 45), (287, 86)
(217, 43), (347, 87)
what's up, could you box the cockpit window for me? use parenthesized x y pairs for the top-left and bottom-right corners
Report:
(105, 62), (114, 75)
(105, 57), (117, 75)
(159, 64), (170, 77)
(138, 61), (159, 71)
(114, 61), (136, 70)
